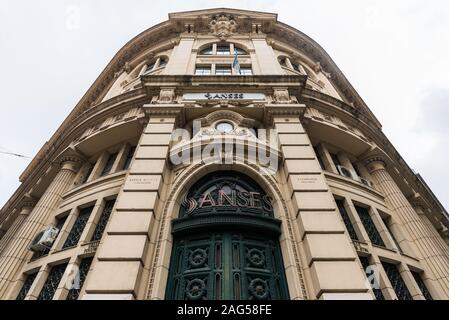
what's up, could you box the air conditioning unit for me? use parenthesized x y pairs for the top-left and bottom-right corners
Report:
(29, 225), (59, 252)
(359, 177), (374, 188)
(337, 165), (354, 179)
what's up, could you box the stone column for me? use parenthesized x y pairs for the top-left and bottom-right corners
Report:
(0, 155), (83, 298)
(0, 200), (37, 255)
(365, 157), (449, 298)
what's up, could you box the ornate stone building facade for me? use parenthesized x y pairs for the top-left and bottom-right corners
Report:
(0, 8), (448, 300)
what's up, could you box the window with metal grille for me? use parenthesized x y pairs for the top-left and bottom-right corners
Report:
(122, 146), (136, 170)
(359, 256), (384, 300)
(411, 271), (433, 300)
(335, 199), (358, 240)
(382, 262), (413, 300)
(313, 146), (325, 170)
(66, 257), (93, 300)
(63, 206), (93, 249)
(31, 215), (67, 260)
(37, 263), (68, 300)
(100, 153), (118, 176)
(354, 205), (385, 247)
(16, 272), (38, 300)
(90, 199), (116, 241)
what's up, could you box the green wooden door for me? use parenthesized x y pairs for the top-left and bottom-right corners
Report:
(166, 231), (289, 300)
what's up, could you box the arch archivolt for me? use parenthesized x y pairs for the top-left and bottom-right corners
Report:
(143, 158), (308, 300)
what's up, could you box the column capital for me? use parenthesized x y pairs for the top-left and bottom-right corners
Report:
(56, 147), (86, 173)
(363, 156), (387, 174)
(407, 193), (429, 213)
(19, 195), (38, 215)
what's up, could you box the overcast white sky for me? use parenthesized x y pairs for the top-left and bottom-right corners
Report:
(0, 1), (448, 211)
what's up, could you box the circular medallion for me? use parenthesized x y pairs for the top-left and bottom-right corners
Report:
(185, 278), (206, 300)
(189, 248), (208, 268)
(247, 248), (265, 267)
(248, 278), (269, 300)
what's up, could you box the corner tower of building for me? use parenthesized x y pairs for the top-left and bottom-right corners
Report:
(0, 8), (448, 300)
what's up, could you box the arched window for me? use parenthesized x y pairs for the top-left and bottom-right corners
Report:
(234, 47), (247, 55)
(143, 56), (168, 75)
(200, 46), (214, 55)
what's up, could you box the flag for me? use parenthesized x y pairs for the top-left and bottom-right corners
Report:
(232, 49), (241, 75)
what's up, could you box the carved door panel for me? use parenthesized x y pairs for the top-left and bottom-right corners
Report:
(166, 232), (289, 300)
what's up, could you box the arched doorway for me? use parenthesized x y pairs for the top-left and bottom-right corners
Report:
(165, 171), (289, 300)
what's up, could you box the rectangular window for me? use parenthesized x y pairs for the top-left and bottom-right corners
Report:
(215, 66), (232, 75)
(216, 46), (231, 55)
(16, 272), (38, 300)
(313, 146), (325, 170)
(66, 257), (93, 300)
(335, 199), (358, 240)
(383, 217), (403, 253)
(122, 146), (136, 170)
(355, 205), (385, 247)
(100, 153), (118, 176)
(330, 153), (341, 168)
(239, 68), (252, 75)
(63, 206), (93, 249)
(411, 271), (433, 300)
(358, 256), (384, 300)
(31, 215), (67, 260)
(37, 263), (68, 300)
(195, 66), (211, 75)
(90, 199), (116, 241)
(382, 262), (413, 300)
(82, 164), (94, 184)
(351, 163), (362, 177)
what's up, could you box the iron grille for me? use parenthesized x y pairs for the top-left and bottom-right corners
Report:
(63, 206), (93, 249)
(335, 199), (358, 240)
(122, 146), (136, 170)
(90, 199), (116, 241)
(355, 206), (385, 247)
(31, 216), (66, 260)
(359, 256), (384, 300)
(101, 153), (118, 176)
(66, 257), (93, 300)
(411, 271), (433, 300)
(16, 272), (38, 300)
(37, 263), (68, 300)
(382, 262), (413, 300)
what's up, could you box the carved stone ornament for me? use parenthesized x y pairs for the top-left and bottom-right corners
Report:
(273, 89), (291, 104)
(209, 14), (237, 40)
(157, 88), (176, 104)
